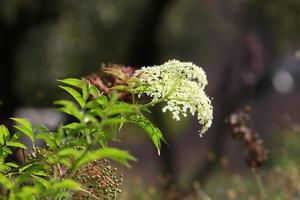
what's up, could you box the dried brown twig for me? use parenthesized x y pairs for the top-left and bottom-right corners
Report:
(227, 106), (269, 200)
(227, 106), (268, 171)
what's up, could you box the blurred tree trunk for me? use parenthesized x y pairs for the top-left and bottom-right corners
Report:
(127, 0), (177, 187)
(0, 0), (59, 126)
(193, 1), (277, 183)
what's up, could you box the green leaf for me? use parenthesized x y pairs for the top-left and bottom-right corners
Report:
(59, 86), (85, 108)
(63, 122), (86, 131)
(133, 85), (152, 93)
(101, 116), (126, 127)
(10, 132), (21, 142)
(19, 163), (33, 172)
(57, 78), (83, 88)
(106, 102), (138, 116)
(31, 175), (51, 188)
(53, 179), (80, 190)
(89, 84), (101, 97)
(3, 147), (12, 155)
(35, 132), (57, 149)
(77, 148), (136, 168)
(11, 118), (34, 142)
(0, 174), (13, 189)
(130, 114), (166, 155)
(57, 148), (81, 159)
(0, 125), (10, 145)
(99, 136), (108, 148)
(18, 186), (39, 198)
(35, 124), (49, 133)
(6, 141), (27, 149)
(22, 164), (47, 176)
(81, 79), (89, 102)
(95, 95), (108, 107)
(6, 162), (19, 168)
(84, 100), (99, 109)
(0, 164), (11, 173)
(54, 100), (83, 121)
(110, 85), (130, 92)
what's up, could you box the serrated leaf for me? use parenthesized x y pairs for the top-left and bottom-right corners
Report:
(63, 122), (86, 130)
(10, 132), (21, 142)
(130, 114), (166, 155)
(133, 86), (152, 93)
(0, 174), (13, 189)
(11, 118), (32, 130)
(57, 78), (83, 88)
(18, 186), (39, 198)
(3, 147), (12, 155)
(0, 164), (11, 173)
(81, 79), (89, 102)
(23, 164), (47, 176)
(110, 85), (130, 92)
(57, 148), (81, 159)
(31, 175), (51, 188)
(101, 116), (126, 127)
(54, 100), (83, 121)
(89, 84), (101, 97)
(59, 86), (85, 108)
(84, 100), (99, 109)
(77, 148), (136, 168)
(0, 125), (10, 145)
(6, 162), (19, 168)
(35, 124), (49, 133)
(53, 179), (80, 190)
(35, 132), (57, 149)
(6, 141), (27, 149)
(11, 118), (34, 142)
(19, 163), (33, 172)
(96, 95), (108, 107)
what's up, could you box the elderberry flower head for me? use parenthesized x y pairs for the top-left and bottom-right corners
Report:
(135, 59), (213, 136)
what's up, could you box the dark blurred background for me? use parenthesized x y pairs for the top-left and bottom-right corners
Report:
(0, 0), (300, 199)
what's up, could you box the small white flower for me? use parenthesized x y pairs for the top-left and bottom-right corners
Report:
(134, 59), (213, 136)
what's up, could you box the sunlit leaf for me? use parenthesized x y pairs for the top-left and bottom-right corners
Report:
(110, 85), (130, 92)
(77, 148), (136, 168)
(6, 162), (19, 168)
(57, 78), (83, 88)
(59, 86), (85, 108)
(130, 114), (166, 155)
(89, 84), (102, 97)
(81, 79), (89, 102)
(63, 122), (86, 131)
(11, 118), (34, 142)
(54, 100), (83, 121)
(57, 148), (81, 159)
(0, 125), (10, 145)
(0, 174), (13, 189)
(53, 179), (80, 190)
(6, 141), (27, 149)
(106, 103), (138, 116)
(35, 132), (57, 149)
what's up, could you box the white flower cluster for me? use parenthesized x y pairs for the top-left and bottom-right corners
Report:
(135, 59), (213, 135)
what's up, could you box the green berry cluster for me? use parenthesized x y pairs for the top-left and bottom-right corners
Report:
(73, 159), (123, 200)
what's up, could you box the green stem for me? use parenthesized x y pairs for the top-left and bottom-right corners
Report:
(78, 188), (101, 200)
(140, 77), (181, 109)
(252, 168), (265, 200)
(140, 98), (166, 109)
(66, 124), (104, 178)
